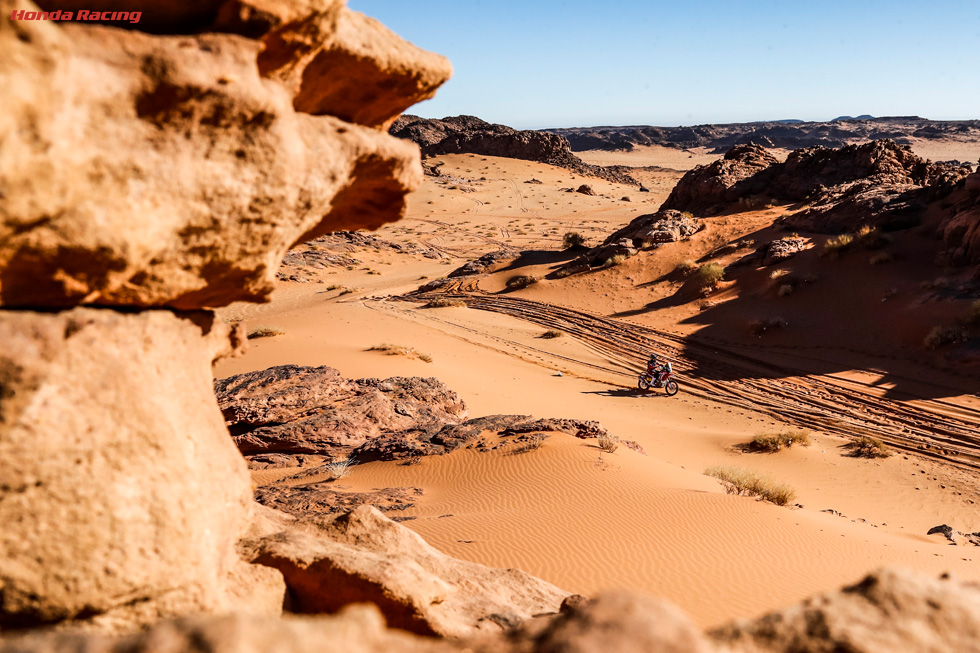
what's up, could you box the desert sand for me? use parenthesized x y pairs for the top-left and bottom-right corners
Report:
(215, 149), (980, 628)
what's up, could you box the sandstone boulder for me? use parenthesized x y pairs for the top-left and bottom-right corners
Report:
(215, 365), (469, 460)
(711, 568), (980, 652)
(0, 2), (450, 309)
(0, 308), (282, 631)
(243, 506), (568, 638)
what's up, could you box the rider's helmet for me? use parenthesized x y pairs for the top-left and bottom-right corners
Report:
(648, 353), (658, 364)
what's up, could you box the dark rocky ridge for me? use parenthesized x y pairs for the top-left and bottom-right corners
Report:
(545, 116), (980, 155)
(390, 115), (639, 185)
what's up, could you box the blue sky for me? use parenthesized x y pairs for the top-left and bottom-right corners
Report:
(349, 0), (980, 129)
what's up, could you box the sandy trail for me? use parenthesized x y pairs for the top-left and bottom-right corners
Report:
(393, 292), (980, 468)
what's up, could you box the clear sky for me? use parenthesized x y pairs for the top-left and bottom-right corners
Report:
(349, 0), (980, 129)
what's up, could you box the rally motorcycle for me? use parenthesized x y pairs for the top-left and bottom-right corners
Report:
(638, 362), (679, 396)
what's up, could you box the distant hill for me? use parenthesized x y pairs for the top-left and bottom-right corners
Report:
(543, 117), (980, 153)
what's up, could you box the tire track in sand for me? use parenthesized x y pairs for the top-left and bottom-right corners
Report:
(394, 292), (980, 470)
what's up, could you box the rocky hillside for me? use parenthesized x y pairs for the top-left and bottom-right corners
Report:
(390, 114), (639, 185)
(662, 140), (976, 256)
(546, 116), (980, 157)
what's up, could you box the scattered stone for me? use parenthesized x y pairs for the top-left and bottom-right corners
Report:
(927, 524), (980, 545)
(576, 184), (597, 195)
(447, 250), (518, 278)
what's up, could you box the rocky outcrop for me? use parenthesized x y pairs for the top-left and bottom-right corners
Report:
(553, 210), (703, 275)
(661, 144), (780, 215)
(601, 210), (704, 249)
(448, 250), (518, 278)
(390, 115), (639, 185)
(1, 0), (450, 310)
(927, 523), (980, 545)
(216, 365), (617, 464)
(663, 140), (971, 234)
(0, 308), (283, 630)
(546, 116), (980, 154)
(732, 237), (809, 267)
(243, 506), (568, 638)
(1, 0), (450, 633)
(215, 365), (469, 460)
(938, 171), (980, 264)
(711, 568), (980, 652)
(255, 485), (424, 520)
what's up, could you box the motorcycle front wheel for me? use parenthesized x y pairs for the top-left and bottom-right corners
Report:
(665, 380), (679, 396)
(638, 378), (650, 390)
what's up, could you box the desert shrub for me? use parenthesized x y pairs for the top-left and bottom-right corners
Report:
(596, 434), (619, 453)
(704, 466), (796, 506)
(924, 325), (967, 349)
(750, 431), (811, 453)
(777, 284), (794, 297)
(675, 259), (698, 276)
(553, 268), (571, 279)
(506, 275), (538, 290)
(769, 269), (790, 280)
(541, 330), (564, 339)
(748, 317), (787, 336)
(696, 263), (725, 288)
(821, 234), (854, 259)
(247, 326), (284, 340)
(848, 436), (892, 458)
(368, 343), (434, 363)
(424, 298), (466, 308)
(606, 254), (627, 267)
(338, 287), (357, 295)
(855, 225), (892, 250)
(869, 252), (893, 265)
(325, 284), (342, 291)
(323, 456), (355, 480)
(563, 232), (587, 249)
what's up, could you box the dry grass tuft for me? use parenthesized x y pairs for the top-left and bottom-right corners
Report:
(322, 456), (356, 480)
(367, 343), (434, 363)
(247, 326), (285, 340)
(541, 329), (564, 339)
(506, 275), (538, 290)
(424, 298), (466, 308)
(705, 465), (796, 506)
(847, 436), (893, 458)
(749, 431), (811, 453)
(821, 233), (854, 259)
(596, 434), (619, 453)
(606, 254), (628, 267)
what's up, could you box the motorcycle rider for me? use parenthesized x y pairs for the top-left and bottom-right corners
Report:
(646, 354), (666, 384)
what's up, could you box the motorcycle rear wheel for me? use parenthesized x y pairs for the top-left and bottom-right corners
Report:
(665, 380), (679, 396)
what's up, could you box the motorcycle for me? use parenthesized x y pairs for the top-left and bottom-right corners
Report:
(637, 366), (679, 396)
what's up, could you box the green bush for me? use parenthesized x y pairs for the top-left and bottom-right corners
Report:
(696, 263), (725, 288)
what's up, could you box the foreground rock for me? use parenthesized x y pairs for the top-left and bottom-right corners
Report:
(0, 309), (282, 630)
(711, 568), (980, 652)
(243, 506), (568, 638)
(0, 0), (450, 634)
(1, 2), (450, 309)
(10, 568), (978, 652)
(937, 170), (980, 265)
